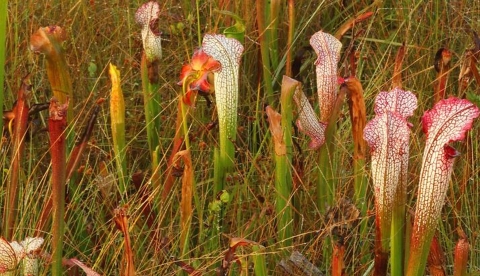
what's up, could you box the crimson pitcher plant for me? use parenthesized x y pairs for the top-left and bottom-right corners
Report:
(406, 98), (479, 276)
(364, 88), (417, 276)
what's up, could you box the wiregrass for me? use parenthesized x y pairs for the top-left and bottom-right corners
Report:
(1, 0), (479, 275)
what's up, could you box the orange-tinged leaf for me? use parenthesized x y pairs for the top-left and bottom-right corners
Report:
(427, 235), (446, 275)
(392, 43), (406, 89)
(265, 106), (286, 155)
(332, 243), (346, 276)
(218, 237), (262, 275)
(433, 48), (452, 102)
(229, 237), (259, 249)
(114, 207), (135, 276)
(453, 238), (469, 276)
(109, 63), (125, 126)
(30, 26), (67, 55)
(345, 77), (366, 159)
(334, 11), (374, 40)
(68, 258), (102, 276)
(174, 150), (194, 252)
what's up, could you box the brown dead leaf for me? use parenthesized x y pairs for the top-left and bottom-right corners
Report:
(174, 150), (194, 253)
(345, 77), (366, 160)
(332, 243), (346, 276)
(392, 43), (406, 89)
(114, 206), (135, 276)
(334, 11), (374, 40)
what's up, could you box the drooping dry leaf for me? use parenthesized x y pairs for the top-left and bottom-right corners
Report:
(114, 207), (135, 276)
(217, 237), (262, 276)
(392, 43), (406, 89)
(433, 48), (452, 102)
(30, 26), (72, 109)
(345, 77), (366, 159)
(68, 258), (102, 276)
(174, 150), (194, 252)
(229, 237), (260, 249)
(334, 11), (374, 40)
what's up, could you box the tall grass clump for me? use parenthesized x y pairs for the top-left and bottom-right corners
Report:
(0, 1), (480, 275)
(0, 0), (6, 132)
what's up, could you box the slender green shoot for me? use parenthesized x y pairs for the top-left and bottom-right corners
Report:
(0, 0), (6, 133)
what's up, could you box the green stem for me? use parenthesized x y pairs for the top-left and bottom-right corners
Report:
(195, 0), (201, 46)
(317, 88), (346, 212)
(215, 126), (235, 195)
(252, 245), (267, 276)
(268, 0), (280, 71)
(256, 0), (274, 102)
(391, 157), (407, 276)
(390, 202), (405, 276)
(274, 76), (298, 249)
(179, 91), (191, 152)
(210, 148), (222, 252)
(140, 53), (162, 194)
(353, 158), (371, 272)
(353, 159), (367, 213)
(286, 0), (295, 77)
(317, 123), (336, 212)
(0, 0), (6, 133)
(406, 230), (436, 276)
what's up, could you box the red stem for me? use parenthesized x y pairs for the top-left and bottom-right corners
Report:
(3, 75), (31, 239)
(48, 98), (68, 275)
